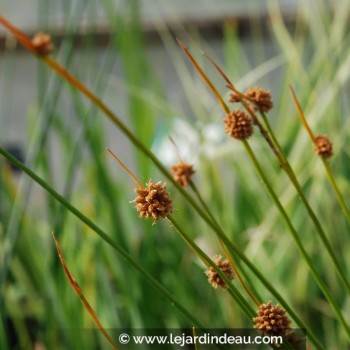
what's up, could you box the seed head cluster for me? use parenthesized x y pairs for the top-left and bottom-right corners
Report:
(133, 180), (173, 223)
(205, 255), (234, 289)
(245, 87), (274, 113)
(171, 162), (195, 187)
(31, 32), (54, 56)
(229, 87), (273, 113)
(253, 301), (291, 337)
(314, 135), (333, 158)
(224, 109), (254, 140)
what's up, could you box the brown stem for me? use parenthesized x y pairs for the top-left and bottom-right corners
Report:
(219, 239), (260, 307)
(52, 233), (119, 350)
(177, 39), (230, 114)
(289, 85), (316, 143)
(107, 148), (144, 189)
(0, 16), (37, 53)
(201, 48), (286, 168)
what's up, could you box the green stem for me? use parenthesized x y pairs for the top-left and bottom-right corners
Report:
(0, 146), (203, 329)
(288, 87), (350, 228)
(260, 112), (296, 180)
(189, 181), (263, 304)
(167, 215), (255, 320)
(242, 140), (350, 339)
(322, 158), (350, 226)
(197, 222), (323, 348)
(261, 112), (350, 295)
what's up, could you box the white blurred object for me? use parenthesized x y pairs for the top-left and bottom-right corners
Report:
(153, 117), (227, 166)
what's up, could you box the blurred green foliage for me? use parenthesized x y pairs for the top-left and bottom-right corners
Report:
(0, 0), (350, 349)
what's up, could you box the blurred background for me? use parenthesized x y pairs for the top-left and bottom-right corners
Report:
(0, 0), (299, 149)
(1, 0), (350, 349)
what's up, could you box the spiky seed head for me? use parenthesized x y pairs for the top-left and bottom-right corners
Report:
(170, 162), (195, 187)
(133, 179), (173, 223)
(253, 301), (291, 337)
(32, 32), (53, 56)
(245, 87), (274, 113)
(314, 135), (333, 158)
(205, 254), (234, 289)
(224, 109), (254, 140)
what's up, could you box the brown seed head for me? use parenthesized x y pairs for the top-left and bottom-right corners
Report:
(133, 179), (173, 223)
(31, 32), (53, 56)
(229, 92), (241, 104)
(224, 109), (254, 140)
(314, 135), (333, 158)
(170, 162), (195, 187)
(253, 301), (291, 337)
(205, 254), (234, 289)
(245, 87), (273, 113)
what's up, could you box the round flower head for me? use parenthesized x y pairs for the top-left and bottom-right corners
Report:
(133, 179), (173, 223)
(205, 254), (234, 289)
(314, 135), (333, 158)
(253, 301), (291, 337)
(31, 32), (53, 56)
(245, 87), (274, 113)
(171, 162), (195, 187)
(224, 109), (254, 140)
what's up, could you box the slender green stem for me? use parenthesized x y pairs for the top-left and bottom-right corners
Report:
(194, 219), (324, 349)
(167, 215), (255, 319)
(189, 181), (263, 305)
(289, 87), (350, 227)
(259, 112), (297, 180)
(322, 158), (350, 225)
(0, 146), (203, 329)
(261, 112), (350, 295)
(242, 140), (350, 339)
